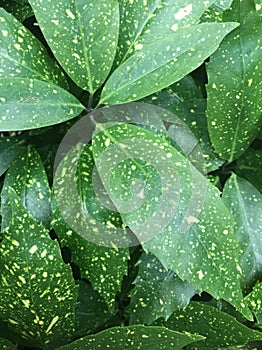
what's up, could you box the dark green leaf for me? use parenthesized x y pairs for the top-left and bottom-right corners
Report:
(92, 122), (252, 319)
(116, 0), (217, 65)
(75, 281), (110, 337)
(245, 283), (262, 324)
(206, 0), (262, 161)
(155, 302), (262, 349)
(29, 0), (119, 93)
(0, 77), (84, 131)
(1, 146), (51, 231)
(236, 148), (262, 193)
(1, 0), (33, 22)
(0, 137), (25, 176)
(100, 22), (238, 104)
(222, 174), (262, 290)
(55, 325), (203, 350)
(129, 252), (197, 325)
(0, 338), (16, 350)
(0, 8), (68, 88)
(0, 188), (78, 349)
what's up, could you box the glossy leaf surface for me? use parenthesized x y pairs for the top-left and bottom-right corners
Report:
(206, 0), (262, 161)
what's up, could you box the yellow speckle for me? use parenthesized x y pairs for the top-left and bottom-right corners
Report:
(18, 275), (26, 284)
(248, 79), (253, 87)
(197, 270), (204, 280)
(12, 240), (20, 247)
(46, 316), (59, 333)
(22, 299), (30, 308)
(29, 245), (38, 254)
(14, 43), (21, 50)
(66, 9), (75, 20)
(134, 43), (143, 51)
(2, 30), (8, 37)
(105, 138), (111, 147)
(174, 4), (193, 20)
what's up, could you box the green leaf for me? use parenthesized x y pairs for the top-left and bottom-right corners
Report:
(236, 148), (262, 193)
(100, 22), (238, 105)
(116, 0), (217, 65)
(129, 252), (197, 325)
(0, 8), (68, 88)
(155, 302), (262, 349)
(142, 75), (224, 172)
(0, 338), (16, 350)
(1, 146), (51, 231)
(1, 0), (34, 22)
(245, 283), (262, 324)
(52, 203), (128, 309)
(0, 77), (84, 131)
(222, 174), (262, 290)
(75, 281), (110, 338)
(55, 325), (203, 350)
(0, 137), (25, 176)
(206, 0), (262, 161)
(92, 122), (252, 320)
(0, 188), (78, 349)
(29, 0), (119, 93)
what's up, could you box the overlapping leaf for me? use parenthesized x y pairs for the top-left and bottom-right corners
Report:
(55, 325), (203, 350)
(75, 281), (110, 338)
(222, 174), (262, 290)
(52, 144), (129, 307)
(0, 188), (78, 349)
(29, 0), (119, 93)
(100, 22), (238, 104)
(0, 338), (16, 350)
(92, 121), (252, 319)
(236, 148), (262, 193)
(0, 9), (84, 130)
(142, 75), (224, 172)
(116, 0), (217, 65)
(155, 302), (262, 348)
(0, 77), (84, 131)
(245, 282), (262, 324)
(206, 0), (262, 161)
(1, 0), (33, 22)
(0, 8), (67, 87)
(1, 146), (51, 231)
(0, 137), (25, 176)
(129, 253), (197, 324)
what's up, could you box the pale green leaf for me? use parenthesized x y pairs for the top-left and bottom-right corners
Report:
(92, 121), (252, 320)
(1, 146), (51, 231)
(236, 148), (262, 193)
(116, 0), (217, 65)
(155, 302), (262, 348)
(55, 325), (204, 350)
(0, 188), (78, 349)
(222, 174), (262, 290)
(100, 22), (238, 105)
(245, 282), (262, 324)
(129, 252), (197, 324)
(0, 77), (84, 131)
(206, 0), (262, 161)
(29, 0), (119, 93)
(0, 8), (68, 88)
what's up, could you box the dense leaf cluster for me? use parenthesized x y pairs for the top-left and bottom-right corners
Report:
(0, 0), (261, 349)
